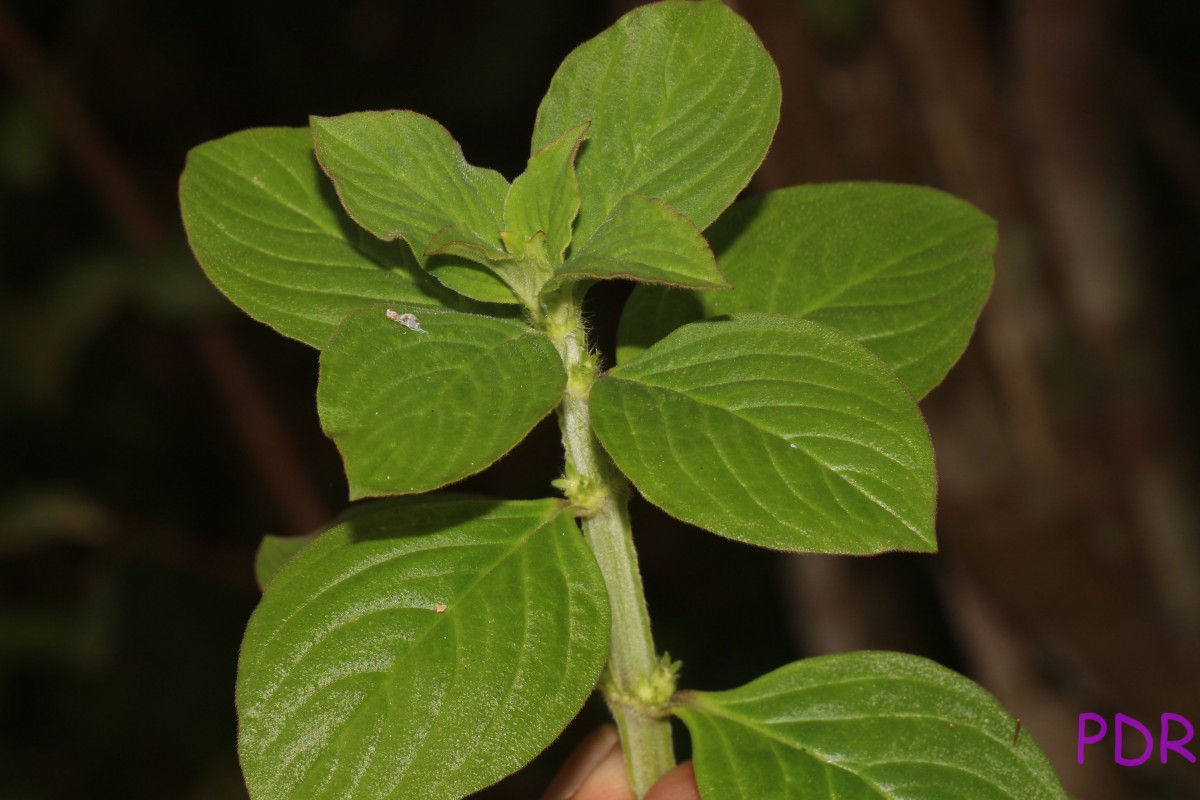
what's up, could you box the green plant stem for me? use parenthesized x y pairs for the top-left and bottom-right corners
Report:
(545, 288), (676, 797)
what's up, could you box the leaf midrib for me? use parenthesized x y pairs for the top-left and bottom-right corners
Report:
(601, 372), (922, 535)
(254, 508), (564, 794)
(686, 696), (1027, 799)
(764, 216), (991, 320)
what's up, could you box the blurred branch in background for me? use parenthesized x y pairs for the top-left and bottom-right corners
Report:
(737, 0), (1200, 797)
(0, 2), (335, 796)
(0, 0), (330, 537)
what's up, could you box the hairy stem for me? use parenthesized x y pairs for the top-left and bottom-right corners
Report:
(544, 287), (676, 797)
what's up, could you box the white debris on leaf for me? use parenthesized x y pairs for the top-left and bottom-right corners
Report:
(386, 308), (427, 333)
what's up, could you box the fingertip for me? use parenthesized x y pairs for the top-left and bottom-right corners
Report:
(644, 761), (699, 800)
(540, 726), (624, 800)
(541, 729), (698, 800)
(565, 741), (636, 800)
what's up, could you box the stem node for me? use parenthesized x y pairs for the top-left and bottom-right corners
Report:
(549, 284), (676, 797)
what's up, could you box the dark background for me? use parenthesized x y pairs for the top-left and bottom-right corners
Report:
(2, 0), (1199, 798)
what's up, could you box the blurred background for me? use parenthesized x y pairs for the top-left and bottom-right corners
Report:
(2, 0), (1198, 797)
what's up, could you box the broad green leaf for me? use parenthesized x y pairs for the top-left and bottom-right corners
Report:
(238, 495), (610, 800)
(555, 195), (729, 289)
(310, 111), (508, 257)
(675, 652), (1067, 799)
(591, 314), (935, 554)
(318, 306), (564, 499)
(179, 127), (486, 347)
(533, 0), (780, 244)
(253, 499), (430, 591)
(505, 122), (590, 263)
(618, 183), (996, 398)
(311, 111), (518, 304)
(254, 532), (316, 591)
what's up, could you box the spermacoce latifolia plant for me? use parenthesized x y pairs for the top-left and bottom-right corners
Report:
(180, 1), (1069, 797)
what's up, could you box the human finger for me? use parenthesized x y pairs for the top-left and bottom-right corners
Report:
(644, 761), (699, 800)
(540, 726), (627, 800)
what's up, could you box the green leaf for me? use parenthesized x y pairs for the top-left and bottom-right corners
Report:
(311, 111), (518, 304)
(555, 194), (729, 289)
(533, 0), (780, 244)
(318, 306), (564, 499)
(426, 222), (510, 263)
(254, 532), (317, 591)
(618, 183), (997, 398)
(591, 314), (935, 554)
(352, 229), (520, 317)
(675, 652), (1067, 800)
(426, 255), (521, 306)
(237, 495), (609, 800)
(179, 127), (485, 347)
(505, 122), (590, 263)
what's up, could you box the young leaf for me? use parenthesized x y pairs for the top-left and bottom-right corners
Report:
(591, 314), (935, 554)
(311, 111), (518, 304)
(179, 127), (480, 347)
(238, 495), (610, 800)
(675, 652), (1068, 799)
(618, 183), (997, 398)
(425, 222), (509, 262)
(504, 122), (590, 264)
(533, 0), (780, 244)
(318, 306), (564, 499)
(554, 195), (729, 289)
(427, 255), (522, 306)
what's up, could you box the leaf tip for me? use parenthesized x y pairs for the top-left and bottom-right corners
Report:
(306, 114), (336, 138)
